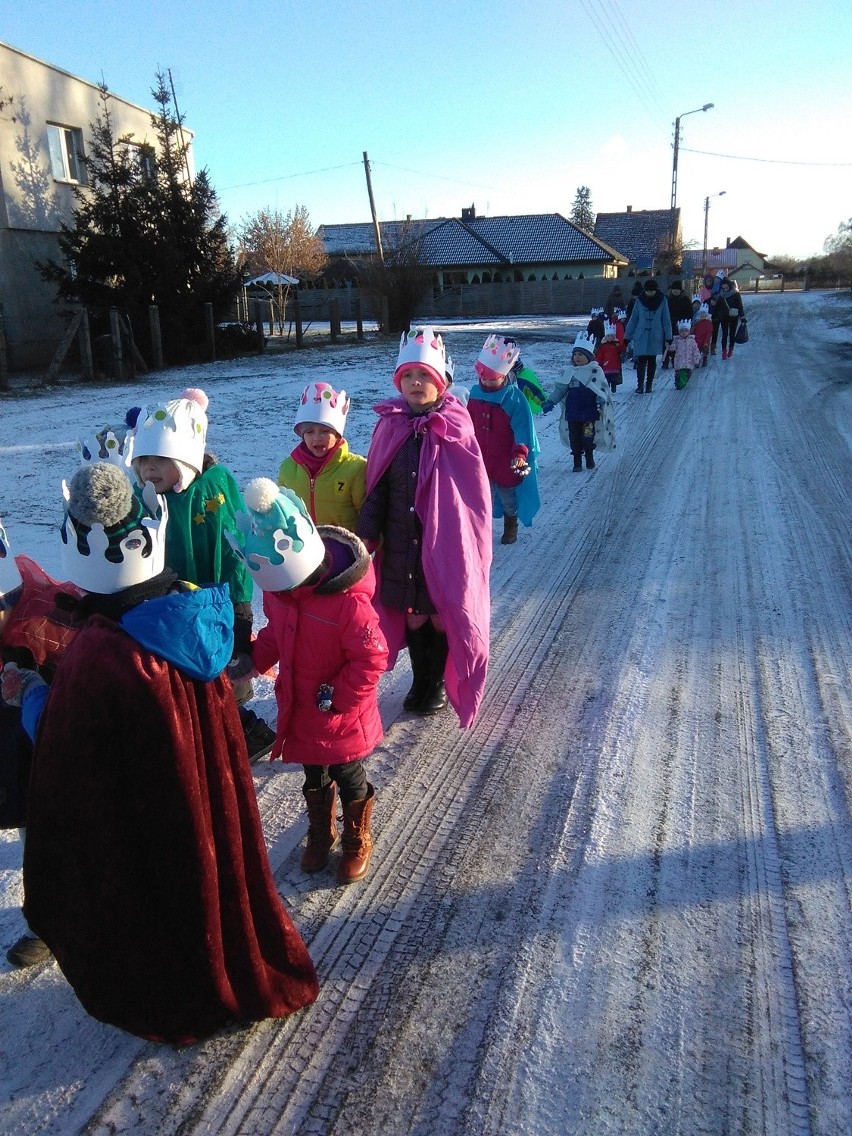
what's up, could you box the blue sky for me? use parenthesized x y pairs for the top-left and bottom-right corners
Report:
(3, 0), (850, 259)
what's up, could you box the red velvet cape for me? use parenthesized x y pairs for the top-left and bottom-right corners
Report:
(23, 615), (318, 1043)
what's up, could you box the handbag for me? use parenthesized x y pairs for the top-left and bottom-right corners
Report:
(735, 319), (749, 345)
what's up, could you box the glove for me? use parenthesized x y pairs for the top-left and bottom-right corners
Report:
(541, 400), (555, 415)
(227, 653), (257, 683)
(1, 662), (47, 708)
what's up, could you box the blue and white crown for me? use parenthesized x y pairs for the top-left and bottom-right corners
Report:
(227, 478), (326, 593)
(677, 319), (693, 332)
(603, 321), (617, 339)
(77, 426), (132, 468)
(572, 333), (597, 358)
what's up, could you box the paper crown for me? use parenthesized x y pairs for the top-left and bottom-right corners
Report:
(692, 293), (701, 302)
(0, 518), (23, 601)
(572, 333), (597, 359)
(445, 352), (455, 383)
(393, 327), (447, 392)
(475, 334), (521, 381)
(294, 382), (350, 437)
(77, 426), (132, 468)
(602, 321), (617, 339)
(590, 307), (604, 317)
(227, 478), (326, 592)
(614, 308), (626, 321)
(61, 464), (168, 594)
(677, 319), (693, 332)
(699, 303), (710, 314)
(128, 388), (208, 478)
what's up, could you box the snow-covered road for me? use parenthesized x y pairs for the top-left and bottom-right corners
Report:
(1, 291), (850, 1134)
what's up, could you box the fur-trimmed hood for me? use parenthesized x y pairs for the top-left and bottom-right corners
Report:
(315, 526), (372, 596)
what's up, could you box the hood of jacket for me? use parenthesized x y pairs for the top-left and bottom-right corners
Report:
(119, 582), (234, 681)
(314, 526), (372, 595)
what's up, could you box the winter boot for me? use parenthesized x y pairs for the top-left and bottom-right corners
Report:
(239, 706), (276, 763)
(572, 452), (583, 472)
(584, 444), (595, 470)
(418, 630), (449, 715)
(337, 785), (375, 884)
(301, 784), (339, 872)
(403, 623), (433, 711)
(728, 342), (735, 357)
(501, 514), (519, 545)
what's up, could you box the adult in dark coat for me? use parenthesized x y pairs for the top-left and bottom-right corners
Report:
(624, 278), (673, 394)
(662, 282), (694, 367)
(9, 463), (318, 1043)
(717, 278), (745, 358)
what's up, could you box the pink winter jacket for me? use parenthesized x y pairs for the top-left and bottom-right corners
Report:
(669, 334), (703, 370)
(251, 527), (387, 764)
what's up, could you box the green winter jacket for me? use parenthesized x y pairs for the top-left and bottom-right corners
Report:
(277, 441), (367, 532)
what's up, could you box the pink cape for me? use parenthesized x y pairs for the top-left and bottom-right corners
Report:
(366, 394), (492, 728)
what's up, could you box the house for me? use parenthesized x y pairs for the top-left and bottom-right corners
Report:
(593, 206), (681, 273)
(318, 208), (627, 288)
(0, 40), (193, 369)
(681, 237), (769, 288)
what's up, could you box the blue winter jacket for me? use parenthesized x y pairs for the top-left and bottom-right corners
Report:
(625, 291), (673, 356)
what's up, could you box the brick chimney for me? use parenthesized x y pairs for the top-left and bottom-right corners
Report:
(461, 204), (476, 221)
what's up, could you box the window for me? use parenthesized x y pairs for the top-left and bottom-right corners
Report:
(47, 123), (86, 184)
(119, 141), (156, 181)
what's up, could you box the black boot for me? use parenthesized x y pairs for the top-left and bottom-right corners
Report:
(572, 452), (583, 472)
(500, 514), (519, 544)
(403, 624), (432, 711)
(584, 444), (595, 470)
(417, 630), (449, 715)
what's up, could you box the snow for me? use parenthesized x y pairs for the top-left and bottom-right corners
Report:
(1, 291), (850, 1135)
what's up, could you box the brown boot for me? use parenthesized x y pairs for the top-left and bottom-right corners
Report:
(500, 514), (519, 544)
(301, 784), (339, 872)
(337, 785), (375, 884)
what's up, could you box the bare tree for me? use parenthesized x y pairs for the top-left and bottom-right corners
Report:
(237, 205), (327, 330)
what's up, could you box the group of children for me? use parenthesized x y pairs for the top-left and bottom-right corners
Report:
(0, 315), (632, 1040)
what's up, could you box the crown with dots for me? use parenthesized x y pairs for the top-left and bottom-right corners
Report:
(572, 333), (597, 359)
(60, 464), (168, 594)
(76, 426), (132, 468)
(393, 327), (448, 392)
(475, 334), (521, 381)
(128, 388), (208, 478)
(227, 478), (326, 593)
(293, 382), (350, 437)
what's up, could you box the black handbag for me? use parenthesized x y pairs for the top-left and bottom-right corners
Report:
(735, 319), (749, 345)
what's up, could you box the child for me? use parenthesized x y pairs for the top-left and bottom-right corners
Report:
(666, 319), (703, 389)
(227, 479), (387, 884)
(594, 321), (623, 393)
(3, 463), (318, 1042)
(356, 327), (491, 726)
(278, 381), (366, 531)
(467, 334), (541, 546)
(692, 303), (713, 366)
(542, 333), (616, 471)
(0, 520), (82, 968)
(663, 281), (694, 366)
(128, 387), (275, 760)
(586, 307), (606, 346)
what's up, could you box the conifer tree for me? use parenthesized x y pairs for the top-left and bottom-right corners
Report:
(570, 186), (595, 233)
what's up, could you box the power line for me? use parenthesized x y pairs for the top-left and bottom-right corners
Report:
(372, 160), (498, 192)
(219, 161), (360, 192)
(681, 146), (852, 167)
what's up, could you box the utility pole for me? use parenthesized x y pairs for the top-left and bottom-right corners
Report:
(363, 151), (384, 265)
(671, 103), (713, 210)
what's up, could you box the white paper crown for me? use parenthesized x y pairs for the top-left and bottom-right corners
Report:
(590, 307), (604, 317)
(128, 391), (208, 477)
(475, 334), (521, 379)
(294, 382), (350, 437)
(677, 319), (692, 332)
(692, 293), (701, 302)
(572, 333), (597, 358)
(394, 327), (447, 387)
(61, 477), (168, 594)
(603, 321), (617, 338)
(77, 426), (132, 468)
(227, 478), (326, 593)
(614, 308), (626, 321)
(699, 303), (710, 314)
(0, 518), (23, 600)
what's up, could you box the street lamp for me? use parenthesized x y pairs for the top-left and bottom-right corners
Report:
(703, 191), (726, 276)
(671, 103), (714, 210)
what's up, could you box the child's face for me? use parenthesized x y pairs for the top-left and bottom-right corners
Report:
(478, 370), (508, 391)
(399, 366), (442, 411)
(300, 424), (339, 458)
(137, 455), (181, 493)
(572, 350), (590, 367)
(679, 327), (690, 337)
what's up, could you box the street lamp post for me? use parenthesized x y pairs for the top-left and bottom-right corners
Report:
(671, 103), (714, 210)
(702, 192), (726, 277)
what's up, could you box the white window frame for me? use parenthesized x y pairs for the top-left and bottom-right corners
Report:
(47, 123), (87, 184)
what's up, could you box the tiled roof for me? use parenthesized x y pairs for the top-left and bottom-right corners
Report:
(727, 235), (766, 257)
(318, 213), (625, 267)
(593, 208), (680, 265)
(682, 248), (738, 271)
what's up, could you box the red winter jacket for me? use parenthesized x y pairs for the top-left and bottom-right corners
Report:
(692, 318), (712, 350)
(251, 527), (387, 764)
(594, 341), (622, 375)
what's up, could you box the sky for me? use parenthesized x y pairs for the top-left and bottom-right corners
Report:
(2, 0), (850, 260)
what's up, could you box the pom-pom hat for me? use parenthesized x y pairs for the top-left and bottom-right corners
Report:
(227, 478), (326, 593)
(572, 333), (597, 361)
(129, 388), (209, 490)
(393, 327), (447, 393)
(0, 518), (23, 603)
(61, 463), (167, 594)
(475, 334), (520, 382)
(294, 382), (350, 437)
